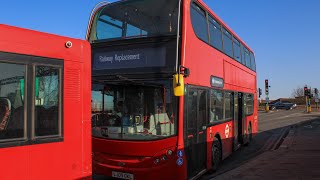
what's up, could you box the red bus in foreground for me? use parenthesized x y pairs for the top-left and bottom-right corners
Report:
(87, 0), (257, 179)
(0, 24), (92, 179)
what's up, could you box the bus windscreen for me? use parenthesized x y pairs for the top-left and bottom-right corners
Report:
(91, 81), (177, 140)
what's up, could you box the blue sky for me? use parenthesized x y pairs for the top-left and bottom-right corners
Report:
(204, 0), (320, 99)
(1, 0), (319, 99)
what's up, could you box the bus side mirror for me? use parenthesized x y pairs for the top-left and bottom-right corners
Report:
(173, 74), (184, 96)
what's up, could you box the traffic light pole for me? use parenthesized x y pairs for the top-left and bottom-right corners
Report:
(304, 86), (312, 113)
(308, 97), (312, 113)
(306, 96), (309, 113)
(265, 79), (269, 113)
(315, 88), (319, 109)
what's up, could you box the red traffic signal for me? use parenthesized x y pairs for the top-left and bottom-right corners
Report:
(304, 86), (309, 96)
(265, 79), (269, 87)
(258, 88), (262, 98)
(265, 79), (269, 95)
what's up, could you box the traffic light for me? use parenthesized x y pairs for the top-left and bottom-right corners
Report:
(258, 88), (262, 98)
(315, 88), (318, 94)
(309, 88), (313, 98)
(304, 86), (308, 96)
(265, 79), (269, 95)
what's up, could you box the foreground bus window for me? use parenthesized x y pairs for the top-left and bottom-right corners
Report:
(0, 63), (25, 140)
(92, 82), (177, 140)
(34, 66), (61, 137)
(210, 90), (224, 122)
(245, 94), (254, 115)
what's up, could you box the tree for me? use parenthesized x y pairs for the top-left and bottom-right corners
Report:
(36, 67), (59, 106)
(292, 86), (304, 98)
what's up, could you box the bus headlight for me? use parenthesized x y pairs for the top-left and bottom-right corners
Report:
(161, 155), (167, 161)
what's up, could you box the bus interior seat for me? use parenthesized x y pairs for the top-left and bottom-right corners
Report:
(0, 98), (11, 131)
(33, 106), (59, 136)
(6, 105), (24, 139)
(46, 106), (59, 132)
(9, 106), (24, 129)
(34, 106), (47, 135)
(149, 113), (174, 136)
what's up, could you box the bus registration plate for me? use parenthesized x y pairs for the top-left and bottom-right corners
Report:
(112, 171), (134, 180)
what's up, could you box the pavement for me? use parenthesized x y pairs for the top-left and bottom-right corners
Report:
(214, 118), (320, 180)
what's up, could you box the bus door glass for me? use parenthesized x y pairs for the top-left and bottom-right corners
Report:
(185, 87), (207, 178)
(233, 92), (240, 149)
(237, 92), (246, 144)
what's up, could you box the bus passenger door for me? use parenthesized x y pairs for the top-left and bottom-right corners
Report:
(237, 92), (245, 144)
(233, 92), (240, 151)
(185, 87), (207, 179)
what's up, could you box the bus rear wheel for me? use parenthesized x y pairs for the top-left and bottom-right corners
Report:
(248, 124), (253, 142)
(212, 137), (222, 172)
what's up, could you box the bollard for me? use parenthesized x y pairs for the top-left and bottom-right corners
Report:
(265, 105), (269, 113)
(308, 99), (312, 113)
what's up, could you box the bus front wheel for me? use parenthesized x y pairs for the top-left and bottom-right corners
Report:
(248, 124), (253, 142)
(245, 124), (253, 146)
(212, 137), (222, 172)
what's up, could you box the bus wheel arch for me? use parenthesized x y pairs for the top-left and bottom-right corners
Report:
(211, 134), (222, 172)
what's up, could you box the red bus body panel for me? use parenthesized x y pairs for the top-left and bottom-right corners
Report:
(181, 0), (258, 171)
(0, 24), (92, 180)
(93, 136), (187, 179)
(92, 0), (257, 179)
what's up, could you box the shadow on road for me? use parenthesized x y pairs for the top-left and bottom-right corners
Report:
(201, 110), (320, 179)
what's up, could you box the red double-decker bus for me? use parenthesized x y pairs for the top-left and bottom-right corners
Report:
(87, 0), (257, 179)
(0, 24), (92, 179)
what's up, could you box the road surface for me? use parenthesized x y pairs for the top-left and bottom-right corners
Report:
(201, 109), (320, 179)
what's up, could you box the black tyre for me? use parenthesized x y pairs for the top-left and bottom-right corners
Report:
(244, 124), (252, 146)
(248, 124), (253, 142)
(212, 137), (222, 172)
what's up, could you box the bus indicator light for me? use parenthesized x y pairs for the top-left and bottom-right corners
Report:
(161, 155), (167, 161)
